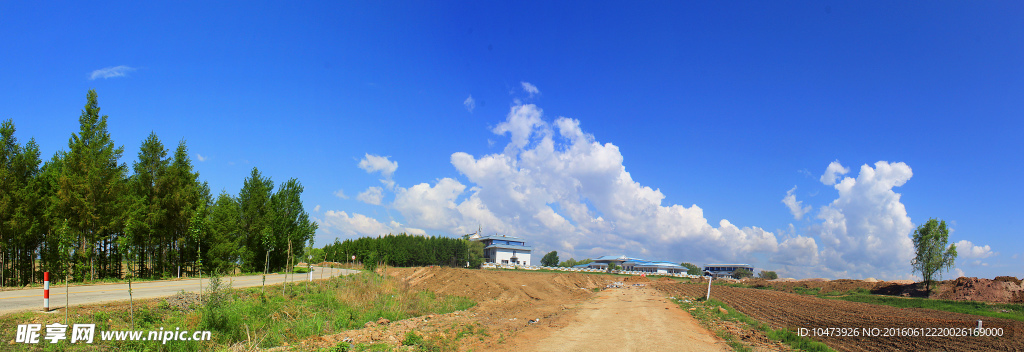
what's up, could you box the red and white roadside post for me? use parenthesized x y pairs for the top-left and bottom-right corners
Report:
(43, 271), (50, 311)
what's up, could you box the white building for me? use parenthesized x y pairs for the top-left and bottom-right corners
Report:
(471, 234), (532, 266)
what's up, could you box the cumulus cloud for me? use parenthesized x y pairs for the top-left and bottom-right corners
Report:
(955, 240), (995, 259)
(953, 267), (965, 278)
(333, 189), (349, 199)
(387, 102), (777, 264)
(464, 95), (476, 112)
(317, 99), (930, 280)
(313, 205), (321, 212)
(521, 82), (540, 97)
(357, 186), (384, 205)
(358, 154), (398, 178)
(808, 161), (916, 279)
(196, 153), (208, 162)
(89, 65), (136, 80)
(317, 210), (422, 238)
(782, 186), (811, 220)
(820, 161), (850, 185)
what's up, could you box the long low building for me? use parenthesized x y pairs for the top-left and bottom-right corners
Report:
(703, 263), (753, 278)
(574, 255), (691, 274)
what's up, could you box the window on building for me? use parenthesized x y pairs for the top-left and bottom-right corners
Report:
(502, 260), (509, 264)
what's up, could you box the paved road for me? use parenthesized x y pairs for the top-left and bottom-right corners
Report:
(0, 267), (360, 316)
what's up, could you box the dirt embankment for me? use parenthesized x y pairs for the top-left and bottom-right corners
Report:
(740, 276), (1024, 303)
(296, 267), (616, 351)
(652, 282), (1024, 351)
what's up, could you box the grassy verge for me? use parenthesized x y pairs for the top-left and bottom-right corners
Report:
(672, 297), (836, 352)
(829, 294), (1024, 322)
(312, 322), (489, 352)
(0, 272), (474, 351)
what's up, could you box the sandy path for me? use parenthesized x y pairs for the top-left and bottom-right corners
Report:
(515, 284), (729, 352)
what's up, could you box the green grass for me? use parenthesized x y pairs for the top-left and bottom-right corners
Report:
(829, 294), (1024, 322)
(0, 272), (474, 351)
(673, 297), (836, 352)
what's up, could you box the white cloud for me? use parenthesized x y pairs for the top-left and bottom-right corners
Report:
(955, 240), (995, 259)
(358, 154), (398, 178)
(491, 104), (545, 151)
(808, 161), (916, 279)
(333, 189), (349, 199)
(953, 267), (965, 278)
(318, 210), (392, 237)
(521, 82), (540, 97)
(89, 65), (136, 80)
(464, 95), (476, 112)
(819, 160), (850, 186)
(316, 99), (931, 280)
(316, 210), (424, 239)
(196, 153), (208, 162)
(357, 186), (384, 205)
(313, 205), (321, 212)
(387, 102), (778, 264)
(782, 186), (811, 220)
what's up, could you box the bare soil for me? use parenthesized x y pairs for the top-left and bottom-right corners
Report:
(294, 268), (730, 351)
(512, 285), (729, 352)
(652, 282), (1024, 351)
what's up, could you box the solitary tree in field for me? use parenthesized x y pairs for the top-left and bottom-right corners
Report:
(911, 218), (957, 294)
(757, 270), (778, 280)
(541, 251), (559, 267)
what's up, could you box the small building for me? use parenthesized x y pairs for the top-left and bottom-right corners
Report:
(471, 234), (532, 266)
(703, 263), (753, 278)
(575, 255), (690, 274)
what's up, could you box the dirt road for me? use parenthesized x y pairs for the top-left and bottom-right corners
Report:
(520, 284), (729, 352)
(0, 267), (358, 316)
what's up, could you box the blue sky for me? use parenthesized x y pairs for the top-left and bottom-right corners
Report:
(2, 2), (1021, 280)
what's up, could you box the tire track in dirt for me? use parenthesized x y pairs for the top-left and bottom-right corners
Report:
(513, 285), (730, 352)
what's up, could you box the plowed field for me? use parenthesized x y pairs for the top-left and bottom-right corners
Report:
(652, 282), (1024, 351)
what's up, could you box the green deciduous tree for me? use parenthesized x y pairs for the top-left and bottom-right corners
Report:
(541, 251), (559, 267)
(731, 268), (753, 279)
(757, 270), (778, 280)
(911, 218), (957, 294)
(680, 262), (702, 276)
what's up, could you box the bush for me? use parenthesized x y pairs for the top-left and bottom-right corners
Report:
(758, 270), (778, 280)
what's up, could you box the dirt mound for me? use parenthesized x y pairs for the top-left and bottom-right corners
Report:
(623, 275), (651, 283)
(801, 278), (830, 282)
(656, 276), (675, 282)
(994, 276), (1023, 285)
(935, 277), (1024, 303)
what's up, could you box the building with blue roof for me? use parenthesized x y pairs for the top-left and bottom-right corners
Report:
(574, 254), (691, 274)
(469, 234), (532, 266)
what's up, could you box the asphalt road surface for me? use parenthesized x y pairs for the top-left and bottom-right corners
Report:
(0, 266), (360, 316)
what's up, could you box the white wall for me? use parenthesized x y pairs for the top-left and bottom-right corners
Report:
(493, 248), (531, 266)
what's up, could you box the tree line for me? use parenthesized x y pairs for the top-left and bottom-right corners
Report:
(321, 234), (484, 270)
(0, 90), (317, 286)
